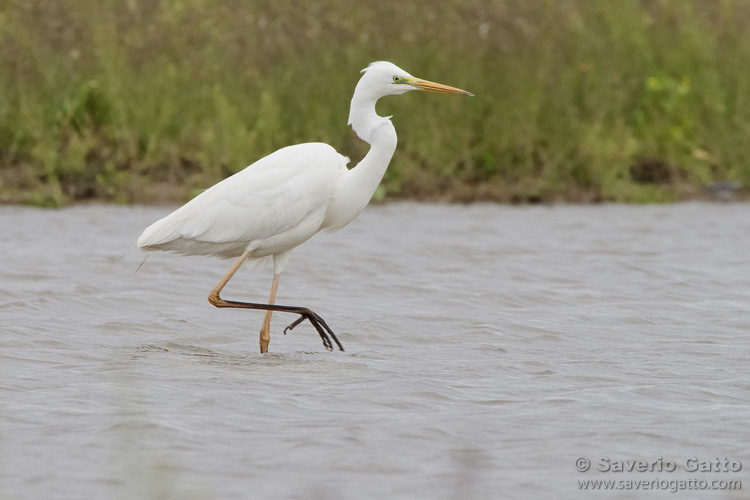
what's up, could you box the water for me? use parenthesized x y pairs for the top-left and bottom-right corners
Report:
(1, 202), (748, 499)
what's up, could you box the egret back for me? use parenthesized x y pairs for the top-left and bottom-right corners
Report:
(137, 143), (348, 259)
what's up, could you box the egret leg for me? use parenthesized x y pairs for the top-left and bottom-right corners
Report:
(284, 316), (306, 333)
(208, 250), (344, 352)
(258, 274), (280, 353)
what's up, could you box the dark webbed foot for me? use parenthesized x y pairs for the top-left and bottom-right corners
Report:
(284, 309), (344, 352)
(283, 316), (306, 334)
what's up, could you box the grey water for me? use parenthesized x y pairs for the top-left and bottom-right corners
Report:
(1, 202), (748, 499)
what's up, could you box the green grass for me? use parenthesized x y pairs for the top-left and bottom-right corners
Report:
(1, 0), (749, 205)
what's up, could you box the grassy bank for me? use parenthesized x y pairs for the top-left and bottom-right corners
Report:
(1, 0), (749, 206)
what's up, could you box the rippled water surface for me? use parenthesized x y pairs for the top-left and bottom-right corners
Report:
(1, 203), (749, 499)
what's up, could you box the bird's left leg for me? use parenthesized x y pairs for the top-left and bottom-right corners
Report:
(258, 274), (280, 354)
(207, 251), (277, 352)
(208, 250), (343, 352)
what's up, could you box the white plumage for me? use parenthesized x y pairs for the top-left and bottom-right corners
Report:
(138, 143), (348, 265)
(136, 61), (472, 353)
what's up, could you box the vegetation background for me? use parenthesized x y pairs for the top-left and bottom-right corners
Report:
(1, 0), (748, 206)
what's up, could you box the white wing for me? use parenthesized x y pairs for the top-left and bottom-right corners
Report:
(137, 143), (349, 259)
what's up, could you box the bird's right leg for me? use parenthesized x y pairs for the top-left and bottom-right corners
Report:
(208, 250), (252, 308)
(208, 250), (344, 352)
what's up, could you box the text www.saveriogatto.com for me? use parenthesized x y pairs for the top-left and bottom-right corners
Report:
(575, 457), (743, 493)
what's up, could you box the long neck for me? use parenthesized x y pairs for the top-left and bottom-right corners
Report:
(322, 91), (397, 232)
(345, 91), (398, 203)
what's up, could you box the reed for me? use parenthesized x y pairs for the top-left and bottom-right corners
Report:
(1, 0), (748, 205)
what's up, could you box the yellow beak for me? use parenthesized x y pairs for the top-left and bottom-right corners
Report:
(409, 78), (474, 96)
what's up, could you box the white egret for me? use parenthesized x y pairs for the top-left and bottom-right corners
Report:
(137, 61), (473, 353)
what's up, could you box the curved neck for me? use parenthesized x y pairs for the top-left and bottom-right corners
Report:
(347, 90), (397, 192)
(349, 91), (388, 143)
(351, 120), (397, 191)
(322, 91), (397, 232)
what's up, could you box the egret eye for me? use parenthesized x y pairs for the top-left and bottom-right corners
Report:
(393, 76), (400, 83)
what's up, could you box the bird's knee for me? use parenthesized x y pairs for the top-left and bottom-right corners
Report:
(208, 292), (220, 307)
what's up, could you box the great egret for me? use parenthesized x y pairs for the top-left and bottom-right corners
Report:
(137, 61), (472, 353)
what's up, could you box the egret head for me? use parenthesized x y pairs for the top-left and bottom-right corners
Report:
(356, 61), (474, 99)
(349, 61), (473, 142)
